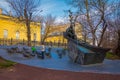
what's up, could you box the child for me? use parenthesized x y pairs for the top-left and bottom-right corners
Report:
(31, 46), (36, 54)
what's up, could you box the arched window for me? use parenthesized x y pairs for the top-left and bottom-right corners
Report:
(3, 29), (8, 38)
(16, 31), (20, 39)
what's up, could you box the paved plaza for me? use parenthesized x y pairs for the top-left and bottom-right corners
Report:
(0, 47), (120, 74)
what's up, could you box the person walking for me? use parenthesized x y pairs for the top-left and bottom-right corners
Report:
(41, 43), (45, 59)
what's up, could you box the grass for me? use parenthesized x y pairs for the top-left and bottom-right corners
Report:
(0, 56), (16, 68)
(106, 52), (120, 60)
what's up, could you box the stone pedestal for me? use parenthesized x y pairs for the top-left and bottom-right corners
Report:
(64, 32), (110, 65)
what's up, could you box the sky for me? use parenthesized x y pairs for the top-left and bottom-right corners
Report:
(40, 0), (71, 16)
(0, 0), (75, 23)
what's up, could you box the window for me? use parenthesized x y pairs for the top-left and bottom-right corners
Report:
(3, 29), (8, 38)
(34, 33), (37, 41)
(16, 31), (20, 39)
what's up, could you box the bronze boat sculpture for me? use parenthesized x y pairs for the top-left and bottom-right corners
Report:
(63, 25), (110, 65)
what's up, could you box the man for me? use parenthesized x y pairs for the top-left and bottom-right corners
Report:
(41, 43), (45, 59)
(66, 25), (77, 39)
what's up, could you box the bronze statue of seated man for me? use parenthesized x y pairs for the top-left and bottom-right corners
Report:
(66, 25), (77, 39)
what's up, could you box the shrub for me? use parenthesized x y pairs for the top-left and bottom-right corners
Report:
(106, 52), (120, 60)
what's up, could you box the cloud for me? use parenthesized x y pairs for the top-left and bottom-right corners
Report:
(55, 16), (69, 24)
(0, 0), (9, 8)
(0, 0), (10, 13)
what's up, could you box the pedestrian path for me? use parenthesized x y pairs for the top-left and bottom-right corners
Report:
(0, 48), (120, 74)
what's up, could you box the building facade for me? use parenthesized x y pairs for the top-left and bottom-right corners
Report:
(0, 9), (41, 42)
(0, 8), (83, 45)
(45, 23), (83, 43)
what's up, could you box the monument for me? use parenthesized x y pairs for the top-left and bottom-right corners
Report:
(63, 10), (110, 65)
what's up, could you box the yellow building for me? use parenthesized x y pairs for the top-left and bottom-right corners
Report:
(0, 9), (41, 42)
(0, 8), (83, 45)
(45, 23), (83, 43)
(45, 24), (68, 43)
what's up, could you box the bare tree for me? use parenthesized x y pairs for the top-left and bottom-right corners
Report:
(108, 1), (120, 56)
(41, 14), (56, 43)
(6, 0), (41, 46)
(114, 1), (120, 57)
(68, 0), (116, 47)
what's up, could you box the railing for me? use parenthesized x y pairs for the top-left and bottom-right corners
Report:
(0, 38), (67, 48)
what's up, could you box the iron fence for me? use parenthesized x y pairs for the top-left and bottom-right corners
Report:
(0, 38), (67, 48)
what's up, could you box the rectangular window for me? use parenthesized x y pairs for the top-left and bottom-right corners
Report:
(16, 31), (20, 39)
(3, 29), (8, 38)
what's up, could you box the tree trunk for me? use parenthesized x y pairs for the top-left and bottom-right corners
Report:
(115, 31), (120, 57)
(85, 0), (96, 45)
(98, 23), (107, 47)
(91, 30), (96, 46)
(24, 9), (31, 46)
(92, 34), (96, 45)
(26, 21), (31, 46)
(83, 33), (87, 42)
(42, 37), (46, 43)
(42, 25), (51, 43)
